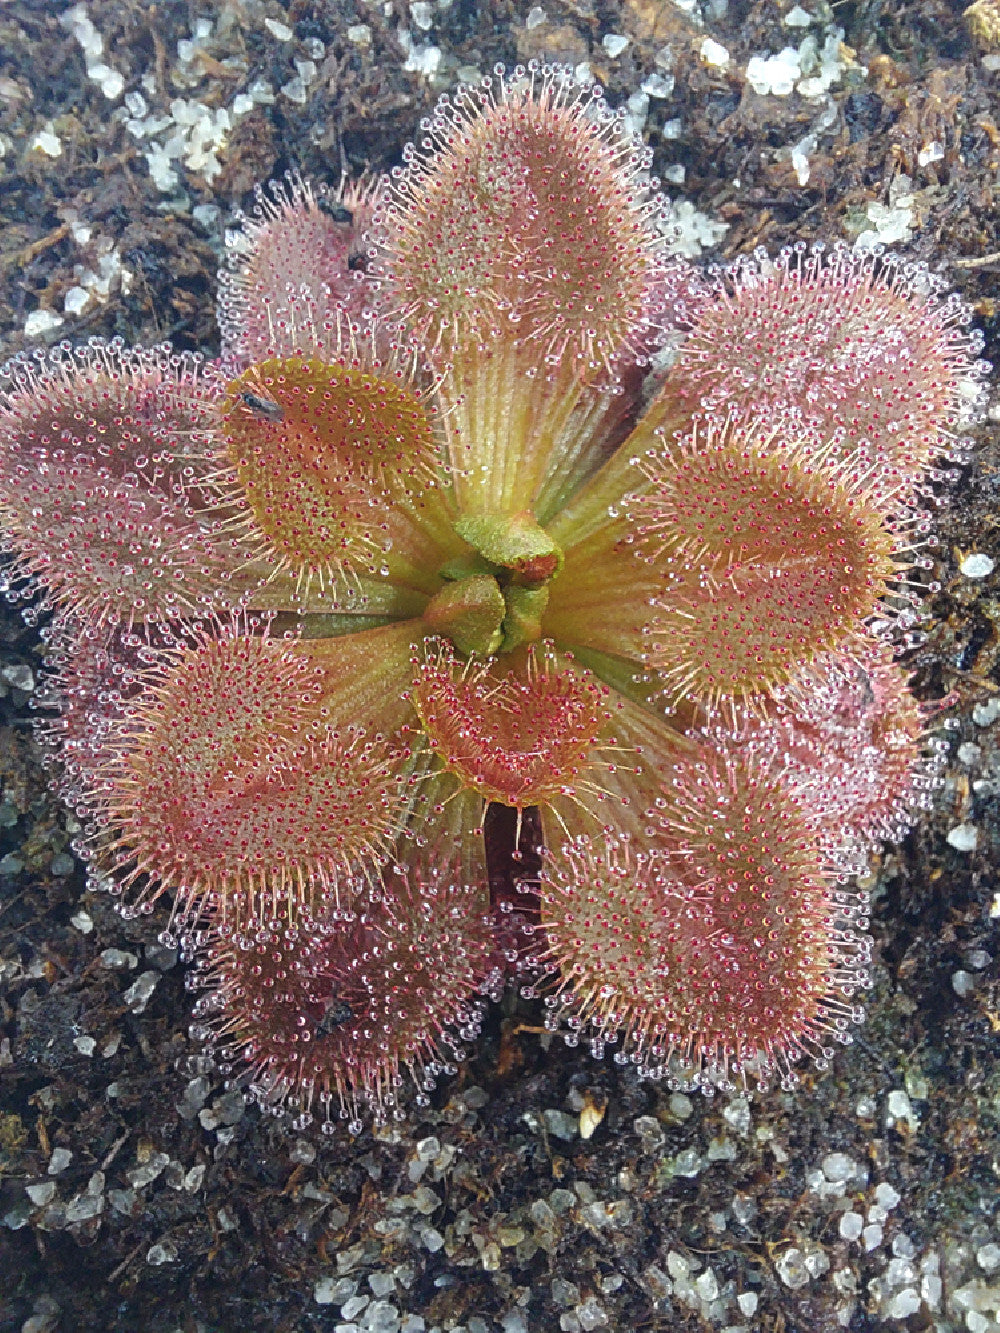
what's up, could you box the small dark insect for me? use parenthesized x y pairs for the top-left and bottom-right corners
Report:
(318, 197), (354, 225)
(241, 391), (285, 423)
(851, 663), (877, 710)
(316, 996), (354, 1035)
(318, 191), (370, 270)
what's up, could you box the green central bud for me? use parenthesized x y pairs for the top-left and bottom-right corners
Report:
(423, 510), (563, 655)
(453, 511), (564, 585)
(422, 574), (506, 657)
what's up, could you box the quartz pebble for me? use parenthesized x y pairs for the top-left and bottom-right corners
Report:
(47, 1149), (72, 1176)
(668, 1093), (693, 1120)
(723, 1096), (751, 1135)
(502, 1314), (530, 1333)
(700, 37), (730, 67)
(886, 1091), (919, 1131)
(263, 17), (293, 40)
(875, 1181), (901, 1210)
(313, 1277), (338, 1305)
(961, 552), (995, 578)
(1, 663), (33, 691)
(695, 1270), (719, 1301)
(775, 1247), (811, 1289)
(633, 1115), (665, 1151)
(887, 1288), (921, 1319)
(863, 1223), (884, 1250)
(147, 1240), (178, 1265)
(127, 1152), (169, 1188)
(100, 948), (139, 969)
(26, 1182), (57, 1207)
(822, 1152), (856, 1182)
(123, 970), (160, 1013)
(973, 698), (1000, 727)
(64, 1173), (104, 1223)
(543, 1109), (577, 1140)
(946, 822), (978, 851)
(953, 969), (976, 997)
(576, 1295), (609, 1329)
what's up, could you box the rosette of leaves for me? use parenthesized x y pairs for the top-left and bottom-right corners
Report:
(0, 63), (986, 1118)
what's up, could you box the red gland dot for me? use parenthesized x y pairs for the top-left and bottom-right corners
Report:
(673, 242), (988, 508)
(91, 626), (413, 931)
(218, 175), (378, 364)
(0, 341), (236, 627)
(378, 67), (669, 368)
(220, 355), (438, 596)
(410, 640), (616, 810)
(190, 859), (495, 1131)
(629, 418), (900, 707)
(537, 750), (871, 1091)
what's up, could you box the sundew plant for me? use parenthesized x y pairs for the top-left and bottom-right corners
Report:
(0, 63), (987, 1134)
